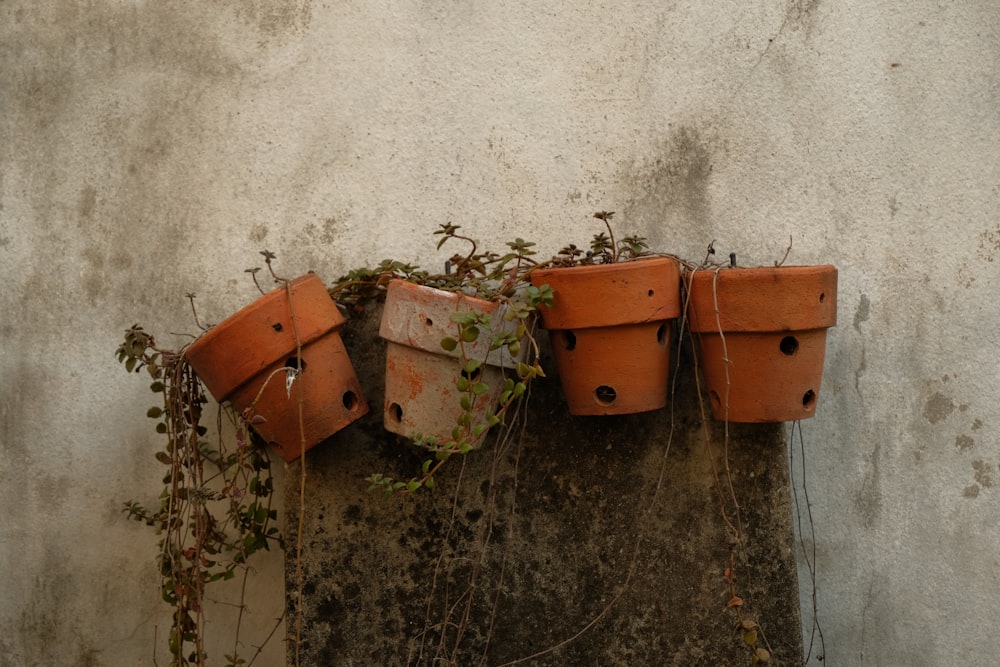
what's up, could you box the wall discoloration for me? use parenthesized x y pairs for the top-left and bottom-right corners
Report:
(955, 434), (975, 452)
(854, 441), (882, 528)
(221, 0), (313, 38)
(971, 460), (993, 488)
(853, 294), (870, 332)
(922, 392), (956, 424)
(623, 125), (716, 250)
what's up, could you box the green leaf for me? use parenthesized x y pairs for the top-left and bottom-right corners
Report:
(460, 325), (480, 343)
(472, 382), (489, 396)
(440, 337), (458, 352)
(147, 406), (163, 419)
(449, 310), (478, 325)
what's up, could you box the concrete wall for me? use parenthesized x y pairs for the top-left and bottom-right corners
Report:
(2, 1), (998, 665)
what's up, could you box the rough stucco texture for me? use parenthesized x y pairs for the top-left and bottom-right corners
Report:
(287, 304), (802, 666)
(2, 0), (1000, 665)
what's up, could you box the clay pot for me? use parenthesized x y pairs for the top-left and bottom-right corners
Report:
(185, 273), (368, 461)
(530, 256), (681, 415)
(685, 265), (838, 423)
(379, 280), (524, 442)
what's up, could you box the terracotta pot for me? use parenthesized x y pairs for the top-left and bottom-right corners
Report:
(185, 273), (368, 461)
(530, 256), (681, 415)
(379, 280), (524, 442)
(685, 265), (838, 423)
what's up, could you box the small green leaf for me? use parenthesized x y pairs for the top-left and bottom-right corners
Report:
(147, 406), (163, 419)
(472, 382), (489, 396)
(440, 337), (458, 352)
(460, 325), (480, 343)
(449, 311), (478, 325)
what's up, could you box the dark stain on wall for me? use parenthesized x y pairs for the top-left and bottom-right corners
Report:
(286, 304), (804, 665)
(853, 294), (870, 332)
(854, 440), (882, 529)
(622, 125), (716, 253)
(922, 392), (955, 424)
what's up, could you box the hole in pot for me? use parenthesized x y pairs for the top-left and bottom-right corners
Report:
(594, 385), (617, 406)
(343, 391), (359, 411)
(709, 390), (721, 410)
(272, 322), (283, 332)
(285, 357), (307, 372)
(779, 336), (799, 356)
(647, 289), (654, 297)
(802, 389), (816, 407)
(819, 292), (826, 303)
(425, 317), (433, 327)
(389, 402), (403, 423)
(563, 330), (577, 351)
(656, 323), (668, 346)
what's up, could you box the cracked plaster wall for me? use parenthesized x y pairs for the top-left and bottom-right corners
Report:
(1, 0), (998, 665)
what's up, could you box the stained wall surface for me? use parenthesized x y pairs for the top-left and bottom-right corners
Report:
(289, 303), (803, 665)
(2, 1), (998, 665)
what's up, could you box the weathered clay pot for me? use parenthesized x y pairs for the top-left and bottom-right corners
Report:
(685, 265), (838, 422)
(185, 273), (368, 461)
(379, 280), (524, 442)
(530, 256), (681, 415)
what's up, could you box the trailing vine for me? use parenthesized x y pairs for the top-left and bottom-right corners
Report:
(117, 320), (283, 667)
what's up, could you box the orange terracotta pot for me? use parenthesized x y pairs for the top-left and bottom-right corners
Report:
(184, 273), (368, 461)
(530, 256), (681, 416)
(379, 280), (525, 442)
(685, 265), (838, 423)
